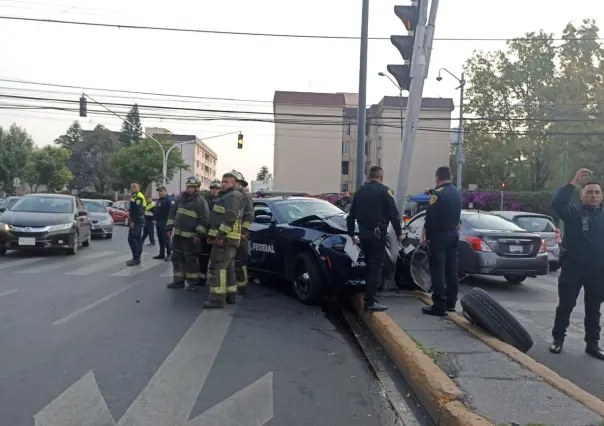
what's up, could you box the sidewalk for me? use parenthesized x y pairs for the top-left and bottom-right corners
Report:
(353, 292), (604, 426)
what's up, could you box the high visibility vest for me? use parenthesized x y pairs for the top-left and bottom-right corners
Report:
(145, 201), (156, 217)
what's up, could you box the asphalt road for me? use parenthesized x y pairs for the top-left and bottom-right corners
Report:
(0, 226), (427, 426)
(459, 272), (604, 401)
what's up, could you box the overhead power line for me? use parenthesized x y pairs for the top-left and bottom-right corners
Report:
(0, 15), (601, 42)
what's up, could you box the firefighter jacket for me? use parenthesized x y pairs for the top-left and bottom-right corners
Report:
(166, 191), (210, 238)
(208, 187), (244, 247)
(240, 189), (254, 238)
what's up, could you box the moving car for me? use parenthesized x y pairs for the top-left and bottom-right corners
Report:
(83, 199), (114, 239)
(399, 210), (548, 285)
(205, 196), (365, 305)
(491, 211), (561, 272)
(0, 196), (22, 215)
(0, 194), (92, 255)
(109, 200), (130, 226)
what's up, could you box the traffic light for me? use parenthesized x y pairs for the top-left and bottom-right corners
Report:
(387, 1), (422, 91)
(500, 183), (506, 190)
(237, 133), (243, 149)
(79, 95), (87, 118)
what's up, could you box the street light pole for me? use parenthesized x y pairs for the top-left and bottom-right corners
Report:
(378, 72), (404, 146)
(355, 0), (370, 191)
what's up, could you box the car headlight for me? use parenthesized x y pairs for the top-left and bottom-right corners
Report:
(0, 222), (11, 232)
(98, 218), (113, 225)
(48, 223), (74, 232)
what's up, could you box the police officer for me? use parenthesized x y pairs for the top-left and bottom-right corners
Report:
(550, 168), (604, 360)
(346, 166), (403, 312)
(231, 171), (254, 295)
(127, 182), (147, 266)
(153, 186), (174, 261)
(141, 196), (156, 246)
(204, 171), (245, 309)
(420, 166), (463, 316)
(166, 176), (210, 291)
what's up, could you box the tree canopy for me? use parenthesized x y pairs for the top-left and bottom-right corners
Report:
(24, 146), (73, 193)
(54, 121), (82, 152)
(256, 165), (270, 181)
(119, 104), (143, 145)
(0, 124), (34, 194)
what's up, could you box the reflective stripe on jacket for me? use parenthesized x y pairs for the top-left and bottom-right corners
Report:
(129, 192), (147, 222)
(166, 192), (210, 238)
(240, 190), (254, 236)
(144, 201), (156, 217)
(208, 188), (244, 247)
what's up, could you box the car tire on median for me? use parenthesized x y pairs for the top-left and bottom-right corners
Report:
(460, 287), (534, 353)
(292, 252), (326, 305)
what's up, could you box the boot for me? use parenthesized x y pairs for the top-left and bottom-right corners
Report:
(364, 300), (388, 313)
(549, 339), (564, 354)
(126, 259), (140, 267)
(164, 254), (171, 262)
(166, 281), (185, 289)
(185, 281), (198, 292)
(585, 342), (604, 360)
(422, 305), (447, 317)
(203, 295), (225, 309)
(226, 293), (237, 305)
(153, 254), (165, 260)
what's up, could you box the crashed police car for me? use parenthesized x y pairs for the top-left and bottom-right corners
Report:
(245, 196), (367, 304)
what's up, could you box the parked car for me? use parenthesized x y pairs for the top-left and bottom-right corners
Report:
(491, 211), (561, 272)
(0, 196), (22, 215)
(0, 194), (92, 255)
(83, 199), (114, 239)
(398, 210), (549, 285)
(109, 200), (130, 226)
(97, 199), (114, 208)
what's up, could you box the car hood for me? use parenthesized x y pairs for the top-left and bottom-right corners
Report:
(0, 211), (74, 227)
(289, 214), (357, 234)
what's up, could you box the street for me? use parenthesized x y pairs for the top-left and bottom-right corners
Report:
(459, 272), (604, 401)
(0, 226), (422, 426)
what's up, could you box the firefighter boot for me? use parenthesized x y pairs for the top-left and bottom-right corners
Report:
(203, 294), (225, 309)
(226, 293), (237, 305)
(166, 281), (185, 289)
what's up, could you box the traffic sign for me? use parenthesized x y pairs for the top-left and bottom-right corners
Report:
(450, 127), (464, 145)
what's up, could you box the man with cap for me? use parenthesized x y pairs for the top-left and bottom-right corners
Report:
(166, 176), (210, 291)
(232, 171), (254, 295)
(153, 186), (174, 261)
(204, 171), (245, 308)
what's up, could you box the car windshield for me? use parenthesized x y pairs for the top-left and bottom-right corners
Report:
(271, 199), (345, 221)
(84, 201), (108, 213)
(462, 212), (524, 231)
(514, 216), (555, 233)
(6, 198), (21, 209)
(11, 196), (73, 213)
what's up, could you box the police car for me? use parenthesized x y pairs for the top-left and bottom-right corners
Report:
(247, 196), (365, 304)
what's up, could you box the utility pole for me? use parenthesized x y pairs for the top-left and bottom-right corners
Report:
(354, 0), (370, 191)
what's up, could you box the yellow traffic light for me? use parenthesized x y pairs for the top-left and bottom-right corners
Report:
(237, 133), (243, 149)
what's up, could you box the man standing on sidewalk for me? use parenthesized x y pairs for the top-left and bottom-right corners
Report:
(550, 168), (604, 360)
(420, 166), (462, 316)
(153, 186), (173, 261)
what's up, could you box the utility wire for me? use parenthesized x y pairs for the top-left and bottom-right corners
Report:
(0, 15), (601, 42)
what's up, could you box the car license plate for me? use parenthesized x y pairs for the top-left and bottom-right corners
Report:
(509, 244), (523, 253)
(18, 237), (36, 246)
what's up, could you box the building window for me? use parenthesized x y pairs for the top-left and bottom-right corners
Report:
(364, 161), (371, 176)
(341, 161), (349, 175)
(342, 140), (349, 154)
(346, 123), (351, 135)
(377, 158), (381, 167)
(341, 182), (348, 192)
(196, 160), (200, 168)
(365, 140), (371, 156)
(377, 136), (382, 149)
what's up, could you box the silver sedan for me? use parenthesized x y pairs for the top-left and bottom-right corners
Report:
(83, 199), (114, 239)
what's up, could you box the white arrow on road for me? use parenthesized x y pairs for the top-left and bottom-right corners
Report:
(34, 306), (274, 426)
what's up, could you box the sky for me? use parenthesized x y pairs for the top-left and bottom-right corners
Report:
(0, 0), (602, 182)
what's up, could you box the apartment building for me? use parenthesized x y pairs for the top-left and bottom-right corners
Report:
(146, 127), (218, 194)
(273, 91), (454, 195)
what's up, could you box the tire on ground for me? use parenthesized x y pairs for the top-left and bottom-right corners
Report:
(291, 252), (326, 305)
(460, 287), (534, 353)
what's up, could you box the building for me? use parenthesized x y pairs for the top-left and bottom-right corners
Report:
(251, 176), (274, 193)
(272, 91), (454, 195)
(145, 128), (218, 194)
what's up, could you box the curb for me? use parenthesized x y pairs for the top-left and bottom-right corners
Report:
(352, 293), (494, 426)
(414, 291), (604, 418)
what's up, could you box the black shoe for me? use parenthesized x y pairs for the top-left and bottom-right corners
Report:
(422, 306), (447, 317)
(164, 254), (171, 262)
(166, 281), (185, 289)
(126, 259), (140, 267)
(447, 301), (457, 312)
(203, 299), (225, 309)
(147, 243), (156, 247)
(549, 340), (564, 354)
(585, 343), (604, 360)
(226, 294), (237, 305)
(364, 301), (389, 313)
(153, 255), (165, 260)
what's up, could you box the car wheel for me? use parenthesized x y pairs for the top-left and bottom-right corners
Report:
(67, 233), (79, 255)
(460, 287), (533, 353)
(503, 275), (526, 284)
(82, 232), (91, 247)
(292, 252), (326, 305)
(106, 233), (113, 239)
(549, 262), (560, 272)
(0, 248), (6, 256)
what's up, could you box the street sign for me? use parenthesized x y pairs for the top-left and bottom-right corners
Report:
(457, 151), (466, 164)
(450, 127), (464, 145)
(468, 184), (477, 191)
(34, 307), (274, 426)
(71, 189), (78, 195)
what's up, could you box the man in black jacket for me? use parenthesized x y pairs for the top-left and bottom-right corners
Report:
(346, 166), (403, 313)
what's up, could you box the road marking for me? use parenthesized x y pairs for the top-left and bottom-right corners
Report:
(110, 259), (165, 276)
(20, 251), (116, 274)
(65, 254), (133, 276)
(52, 282), (139, 326)
(0, 256), (48, 270)
(160, 268), (172, 278)
(0, 289), (18, 299)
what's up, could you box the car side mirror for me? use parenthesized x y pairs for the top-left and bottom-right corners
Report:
(255, 215), (274, 224)
(0, 207), (5, 213)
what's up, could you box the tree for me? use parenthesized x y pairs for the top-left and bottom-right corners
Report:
(256, 165), (270, 181)
(69, 124), (121, 193)
(110, 139), (188, 191)
(0, 124), (34, 194)
(24, 146), (73, 193)
(54, 121), (82, 152)
(119, 104), (143, 145)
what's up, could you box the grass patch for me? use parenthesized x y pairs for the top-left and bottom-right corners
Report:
(411, 337), (440, 362)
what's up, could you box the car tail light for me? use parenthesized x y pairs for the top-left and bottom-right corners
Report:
(554, 228), (561, 243)
(539, 239), (547, 253)
(465, 236), (492, 252)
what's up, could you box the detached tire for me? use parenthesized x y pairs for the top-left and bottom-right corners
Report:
(504, 275), (526, 284)
(292, 252), (326, 305)
(460, 287), (534, 353)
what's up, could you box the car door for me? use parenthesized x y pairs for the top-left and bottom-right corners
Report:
(248, 202), (281, 275)
(76, 198), (91, 239)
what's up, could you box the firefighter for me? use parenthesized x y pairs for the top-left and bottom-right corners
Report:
(232, 171), (253, 295)
(199, 179), (223, 278)
(166, 176), (210, 291)
(204, 171), (245, 309)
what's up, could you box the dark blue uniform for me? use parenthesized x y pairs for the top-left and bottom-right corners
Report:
(347, 180), (402, 310)
(424, 182), (462, 313)
(128, 191), (146, 263)
(551, 184), (604, 348)
(154, 195), (174, 258)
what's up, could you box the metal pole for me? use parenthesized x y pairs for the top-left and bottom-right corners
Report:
(399, 88), (404, 146)
(500, 190), (504, 210)
(562, 137), (568, 184)
(355, 0), (370, 191)
(456, 72), (465, 190)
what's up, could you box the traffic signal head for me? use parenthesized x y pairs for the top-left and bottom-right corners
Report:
(387, 1), (422, 92)
(394, 3), (420, 32)
(500, 183), (506, 189)
(79, 95), (87, 118)
(237, 133), (243, 149)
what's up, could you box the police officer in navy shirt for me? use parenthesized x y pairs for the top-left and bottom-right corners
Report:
(347, 166), (403, 313)
(550, 168), (604, 360)
(421, 166), (462, 316)
(153, 186), (174, 261)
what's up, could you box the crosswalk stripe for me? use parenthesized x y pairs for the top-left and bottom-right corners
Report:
(66, 254), (134, 276)
(19, 251), (116, 274)
(111, 259), (166, 276)
(0, 256), (49, 270)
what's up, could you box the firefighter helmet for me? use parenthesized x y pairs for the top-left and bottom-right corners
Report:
(185, 176), (201, 187)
